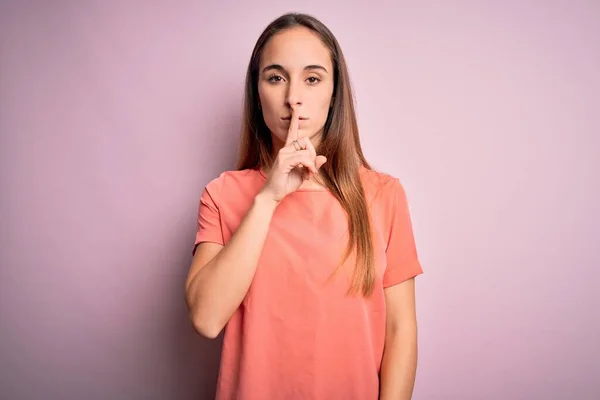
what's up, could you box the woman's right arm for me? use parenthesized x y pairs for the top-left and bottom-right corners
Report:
(184, 107), (327, 339)
(184, 192), (278, 338)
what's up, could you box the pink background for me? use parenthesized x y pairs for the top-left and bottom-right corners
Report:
(1, 1), (598, 399)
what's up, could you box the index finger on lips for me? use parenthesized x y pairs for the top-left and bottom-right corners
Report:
(284, 107), (299, 147)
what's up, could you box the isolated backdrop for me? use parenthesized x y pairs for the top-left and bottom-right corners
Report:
(1, 1), (598, 399)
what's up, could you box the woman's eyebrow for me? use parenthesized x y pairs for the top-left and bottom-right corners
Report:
(305, 64), (328, 73)
(261, 64), (329, 74)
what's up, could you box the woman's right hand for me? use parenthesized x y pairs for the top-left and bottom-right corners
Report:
(259, 107), (327, 203)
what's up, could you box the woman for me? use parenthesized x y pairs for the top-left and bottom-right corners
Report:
(184, 12), (423, 400)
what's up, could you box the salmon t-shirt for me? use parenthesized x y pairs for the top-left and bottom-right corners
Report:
(193, 166), (423, 400)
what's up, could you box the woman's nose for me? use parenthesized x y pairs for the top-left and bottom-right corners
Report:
(285, 81), (303, 108)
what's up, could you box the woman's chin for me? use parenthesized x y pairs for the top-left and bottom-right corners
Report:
(271, 129), (319, 144)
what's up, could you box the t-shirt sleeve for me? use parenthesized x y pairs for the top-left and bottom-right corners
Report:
(382, 178), (424, 287)
(192, 175), (225, 254)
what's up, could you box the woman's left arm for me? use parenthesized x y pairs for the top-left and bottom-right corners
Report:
(379, 277), (418, 400)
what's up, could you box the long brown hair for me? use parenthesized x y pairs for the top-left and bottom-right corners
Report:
(237, 13), (375, 296)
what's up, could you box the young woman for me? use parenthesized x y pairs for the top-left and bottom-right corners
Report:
(185, 12), (423, 400)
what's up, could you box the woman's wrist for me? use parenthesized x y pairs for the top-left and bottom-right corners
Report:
(253, 190), (279, 213)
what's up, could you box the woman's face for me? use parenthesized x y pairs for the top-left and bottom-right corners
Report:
(258, 26), (335, 148)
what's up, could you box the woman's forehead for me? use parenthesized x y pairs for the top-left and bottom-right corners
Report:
(260, 27), (332, 70)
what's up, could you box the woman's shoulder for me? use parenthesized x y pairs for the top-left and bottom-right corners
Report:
(208, 168), (263, 183)
(359, 166), (414, 224)
(202, 168), (264, 198)
(359, 165), (403, 196)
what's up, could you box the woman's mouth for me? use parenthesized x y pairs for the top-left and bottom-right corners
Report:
(282, 116), (308, 120)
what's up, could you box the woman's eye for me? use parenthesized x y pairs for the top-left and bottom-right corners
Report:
(268, 75), (283, 83)
(266, 75), (320, 84)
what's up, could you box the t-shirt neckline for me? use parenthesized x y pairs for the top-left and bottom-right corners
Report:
(257, 168), (330, 192)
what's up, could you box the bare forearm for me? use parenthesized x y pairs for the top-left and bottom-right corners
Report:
(379, 325), (418, 400)
(187, 192), (278, 337)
